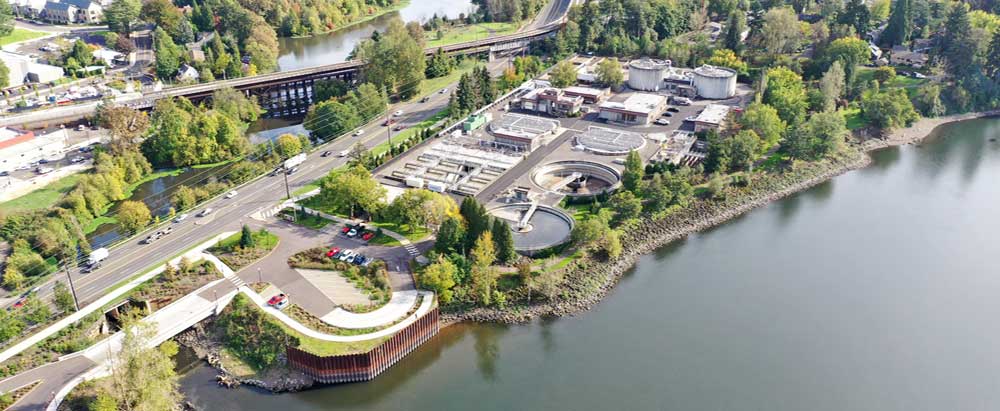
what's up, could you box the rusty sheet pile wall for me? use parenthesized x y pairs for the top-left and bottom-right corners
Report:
(287, 308), (440, 383)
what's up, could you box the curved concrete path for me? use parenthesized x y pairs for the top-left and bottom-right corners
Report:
(320, 290), (421, 329)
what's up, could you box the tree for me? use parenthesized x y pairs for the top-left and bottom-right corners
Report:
(21, 296), (51, 324)
(722, 10), (747, 54)
(435, 216), (466, 254)
(109, 320), (182, 411)
(354, 19), (426, 99)
(0, 309), (24, 343)
(239, 225), (255, 249)
(97, 104), (149, 150)
(304, 100), (361, 140)
(53, 281), (76, 312)
(313, 78), (349, 102)
(318, 165), (386, 218)
(421, 256), (457, 303)
(872, 66), (897, 84)
(550, 60), (578, 88)
(491, 219), (517, 265)
(838, 0), (871, 35)
(275, 134), (303, 158)
(460, 197), (492, 253)
(822, 37), (869, 84)
(882, 0), (913, 47)
(726, 130), (762, 170)
(913, 83), (946, 116)
(89, 393), (118, 411)
(860, 88), (920, 131)
(594, 58), (623, 88)
(0, 60), (8, 89)
(211, 88), (261, 123)
(622, 150), (644, 194)
(705, 49), (748, 73)
(607, 191), (642, 223)
(0, 0), (12, 37)
(818, 61), (846, 111)
(66, 40), (94, 67)
(153, 27), (182, 80)
(758, 7), (802, 54)
(106, 0), (142, 35)
(938, 2), (976, 78)
(763, 66), (809, 125)
(739, 102), (786, 151)
(986, 30), (1000, 82)
(2, 265), (25, 290)
(117, 200), (151, 234)
(469, 233), (498, 305)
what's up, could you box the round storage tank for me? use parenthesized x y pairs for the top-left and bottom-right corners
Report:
(692, 65), (737, 99)
(627, 59), (669, 91)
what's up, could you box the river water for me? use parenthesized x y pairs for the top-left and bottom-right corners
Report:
(276, 0), (477, 71)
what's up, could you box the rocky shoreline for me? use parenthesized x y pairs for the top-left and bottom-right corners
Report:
(442, 111), (998, 326)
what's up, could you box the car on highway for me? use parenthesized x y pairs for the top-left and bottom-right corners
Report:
(174, 213), (189, 222)
(655, 118), (671, 125)
(338, 149), (350, 157)
(198, 208), (214, 217)
(142, 235), (156, 244)
(326, 247), (341, 258)
(10, 298), (26, 310)
(420, 96), (430, 103)
(71, 156), (85, 163)
(286, 167), (299, 175)
(267, 294), (289, 310)
(393, 124), (405, 131)
(383, 118), (396, 126)
(162, 227), (173, 235)
(321, 151), (332, 157)
(393, 110), (404, 116)
(36, 167), (54, 174)
(440, 88), (448, 94)
(226, 191), (238, 199)
(354, 129), (364, 136)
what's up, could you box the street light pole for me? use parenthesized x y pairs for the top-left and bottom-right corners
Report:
(64, 265), (80, 311)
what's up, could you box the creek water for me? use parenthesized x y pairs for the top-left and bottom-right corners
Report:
(180, 118), (1000, 410)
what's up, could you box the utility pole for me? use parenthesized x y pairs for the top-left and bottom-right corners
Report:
(64, 265), (80, 311)
(384, 86), (393, 149)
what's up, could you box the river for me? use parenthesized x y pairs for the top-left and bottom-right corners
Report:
(276, 0), (477, 71)
(179, 118), (1000, 410)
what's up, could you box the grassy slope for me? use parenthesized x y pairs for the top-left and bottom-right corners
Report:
(0, 28), (47, 46)
(425, 22), (520, 49)
(0, 174), (81, 213)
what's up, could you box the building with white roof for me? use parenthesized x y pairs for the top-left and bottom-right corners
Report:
(691, 104), (732, 132)
(0, 128), (69, 173)
(598, 93), (668, 126)
(0, 51), (64, 88)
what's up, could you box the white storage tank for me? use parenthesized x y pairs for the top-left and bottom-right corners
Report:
(691, 65), (737, 99)
(627, 59), (669, 91)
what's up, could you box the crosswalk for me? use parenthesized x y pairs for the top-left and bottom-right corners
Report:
(228, 275), (247, 289)
(403, 243), (420, 256)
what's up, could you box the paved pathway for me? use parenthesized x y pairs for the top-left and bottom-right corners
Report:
(295, 268), (371, 306)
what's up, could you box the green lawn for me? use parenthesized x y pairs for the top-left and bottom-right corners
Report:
(292, 183), (320, 197)
(368, 220), (430, 243)
(280, 209), (332, 230)
(368, 232), (402, 247)
(426, 22), (520, 49)
(215, 229), (279, 252)
(843, 106), (865, 130)
(0, 28), (47, 46)
(415, 59), (478, 100)
(0, 174), (81, 213)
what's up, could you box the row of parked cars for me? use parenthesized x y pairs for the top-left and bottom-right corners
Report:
(325, 246), (373, 266)
(342, 224), (376, 242)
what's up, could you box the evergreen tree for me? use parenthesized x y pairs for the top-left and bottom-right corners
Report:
(723, 10), (747, 54)
(239, 224), (255, 248)
(460, 197), (491, 253)
(435, 216), (466, 254)
(153, 27), (182, 80)
(491, 219), (516, 265)
(986, 30), (1000, 82)
(882, 0), (913, 47)
(622, 150), (644, 194)
(838, 0), (871, 35)
(938, 3), (975, 78)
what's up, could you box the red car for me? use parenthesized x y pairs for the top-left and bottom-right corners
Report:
(326, 247), (341, 258)
(361, 232), (374, 241)
(11, 299), (26, 310)
(393, 124), (405, 131)
(383, 119), (396, 127)
(341, 226), (351, 234)
(267, 294), (289, 309)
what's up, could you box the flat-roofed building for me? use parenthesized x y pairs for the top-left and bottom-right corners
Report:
(0, 51), (64, 88)
(488, 114), (560, 151)
(517, 88), (583, 117)
(562, 86), (610, 104)
(598, 93), (668, 126)
(0, 128), (68, 173)
(691, 104), (732, 132)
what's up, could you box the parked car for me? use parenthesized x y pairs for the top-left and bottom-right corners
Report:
(655, 118), (671, 125)
(326, 247), (341, 258)
(339, 250), (355, 261)
(346, 254), (357, 264)
(174, 213), (189, 223)
(347, 228), (358, 238)
(341, 226), (351, 234)
(667, 107), (680, 113)
(198, 208), (214, 217)
(352, 255), (365, 265)
(267, 294), (289, 310)
(361, 232), (374, 241)
(226, 191), (238, 199)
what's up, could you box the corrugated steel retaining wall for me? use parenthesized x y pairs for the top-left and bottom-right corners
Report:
(286, 308), (440, 383)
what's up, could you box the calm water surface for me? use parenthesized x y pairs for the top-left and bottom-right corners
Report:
(181, 118), (1000, 410)
(277, 0), (477, 70)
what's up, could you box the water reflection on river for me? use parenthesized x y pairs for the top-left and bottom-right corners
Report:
(277, 0), (477, 71)
(181, 118), (1000, 410)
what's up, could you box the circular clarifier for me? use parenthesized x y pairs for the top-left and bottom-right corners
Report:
(489, 204), (574, 254)
(531, 161), (622, 197)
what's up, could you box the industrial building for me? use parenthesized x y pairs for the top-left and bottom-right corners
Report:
(488, 114), (560, 151)
(598, 93), (668, 126)
(574, 127), (646, 155)
(0, 128), (69, 173)
(691, 65), (737, 99)
(0, 51), (64, 88)
(691, 104), (732, 132)
(562, 86), (610, 104)
(627, 59), (670, 91)
(517, 88), (583, 117)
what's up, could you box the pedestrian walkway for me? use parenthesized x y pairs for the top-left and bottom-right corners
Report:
(320, 290), (422, 329)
